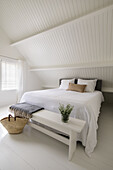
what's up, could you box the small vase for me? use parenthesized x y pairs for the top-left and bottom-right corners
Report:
(61, 115), (69, 123)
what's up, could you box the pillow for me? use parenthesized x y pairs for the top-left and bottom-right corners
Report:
(59, 79), (75, 89)
(77, 79), (97, 92)
(67, 83), (86, 93)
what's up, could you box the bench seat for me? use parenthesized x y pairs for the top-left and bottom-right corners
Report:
(28, 109), (86, 160)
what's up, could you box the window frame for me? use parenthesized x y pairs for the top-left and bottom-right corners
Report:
(0, 57), (18, 91)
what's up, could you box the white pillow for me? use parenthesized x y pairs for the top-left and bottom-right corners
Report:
(59, 79), (75, 89)
(77, 79), (97, 92)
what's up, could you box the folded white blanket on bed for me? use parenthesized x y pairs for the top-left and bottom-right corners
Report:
(20, 88), (104, 156)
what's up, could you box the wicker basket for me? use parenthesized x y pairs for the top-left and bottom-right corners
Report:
(0, 114), (28, 134)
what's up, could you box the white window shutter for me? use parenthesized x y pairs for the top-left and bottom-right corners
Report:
(1, 60), (17, 90)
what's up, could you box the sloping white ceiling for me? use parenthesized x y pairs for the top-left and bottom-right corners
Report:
(13, 4), (113, 69)
(0, 0), (113, 42)
(0, 0), (113, 90)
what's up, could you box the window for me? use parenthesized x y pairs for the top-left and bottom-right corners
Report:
(0, 59), (18, 90)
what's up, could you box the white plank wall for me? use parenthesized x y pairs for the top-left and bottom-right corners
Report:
(35, 66), (113, 91)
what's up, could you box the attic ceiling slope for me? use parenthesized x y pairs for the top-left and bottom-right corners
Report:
(13, 5), (113, 69)
(0, 0), (113, 43)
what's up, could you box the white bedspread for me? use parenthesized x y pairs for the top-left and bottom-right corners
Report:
(20, 89), (104, 156)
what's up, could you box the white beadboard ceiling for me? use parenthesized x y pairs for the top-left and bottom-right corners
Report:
(0, 0), (113, 42)
(12, 3), (113, 69)
(0, 0), (113, 90)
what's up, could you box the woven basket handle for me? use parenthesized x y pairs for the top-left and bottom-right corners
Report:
(8, 114), (16, 121)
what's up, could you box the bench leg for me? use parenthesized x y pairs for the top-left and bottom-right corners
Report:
(68, 130), (77, 161)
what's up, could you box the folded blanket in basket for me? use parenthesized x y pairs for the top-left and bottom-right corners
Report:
(9, 102), (44, 118)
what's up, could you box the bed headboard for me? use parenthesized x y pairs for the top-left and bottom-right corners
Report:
(59, 78), (102, 91)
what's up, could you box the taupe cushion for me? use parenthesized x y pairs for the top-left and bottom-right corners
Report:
(67, 83), (86, 93)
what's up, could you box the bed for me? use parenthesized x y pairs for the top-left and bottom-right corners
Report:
(20, 78), (104, 156)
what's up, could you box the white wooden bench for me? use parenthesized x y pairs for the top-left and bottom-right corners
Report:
(28, 110), (86, 161)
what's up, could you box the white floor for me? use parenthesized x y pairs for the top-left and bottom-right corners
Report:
(0, 103), (113, 170)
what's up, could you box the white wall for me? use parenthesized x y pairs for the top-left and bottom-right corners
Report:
(0, 90), (18, 107)
(0, 28), (43, 107)
(0, 28), (23, 60)
(27, 71), (43, 91)
(35, 66), (113, 91)
(22, 62), (43, 93)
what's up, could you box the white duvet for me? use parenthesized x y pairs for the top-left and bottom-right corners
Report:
(20, 88), (104, 156)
